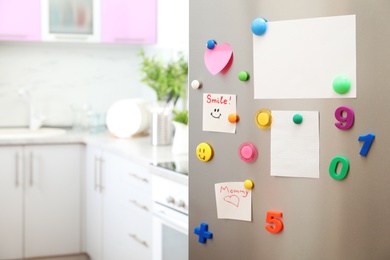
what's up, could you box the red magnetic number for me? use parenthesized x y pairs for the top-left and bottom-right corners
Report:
(265, 211), (283, 234)
(334, 106), (354, 130)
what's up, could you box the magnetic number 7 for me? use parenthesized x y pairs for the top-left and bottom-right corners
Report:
(265, 211), (283, 234)
(358, 133), (375, 156)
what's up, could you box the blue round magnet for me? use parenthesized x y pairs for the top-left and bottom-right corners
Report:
(206, 40), (217, 49)
(251, 18), (267, 36)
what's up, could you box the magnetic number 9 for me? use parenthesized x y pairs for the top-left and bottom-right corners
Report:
(265, 211), (283, 234)
(334, 106), (354, 130)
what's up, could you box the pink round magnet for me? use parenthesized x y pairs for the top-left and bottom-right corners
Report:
(238, 142), (258, 163)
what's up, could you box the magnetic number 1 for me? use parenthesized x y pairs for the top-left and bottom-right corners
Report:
(358, 133), (375, 156)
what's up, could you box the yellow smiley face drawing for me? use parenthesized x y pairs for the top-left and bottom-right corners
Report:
(196, 142), (213, 162)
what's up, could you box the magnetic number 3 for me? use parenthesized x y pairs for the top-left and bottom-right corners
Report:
(265, 211), (283, 234)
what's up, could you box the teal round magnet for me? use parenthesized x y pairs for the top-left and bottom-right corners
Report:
(293, 114), (303, 124)
(206, 40), (217, 50)
(332, 75), (351, 94)
(251, 18), (267, 36)
(238, 71), (250, 81)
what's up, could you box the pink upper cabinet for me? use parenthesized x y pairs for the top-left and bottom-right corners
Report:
(0, 0), (41, 41)
(101, 0), (156, 44)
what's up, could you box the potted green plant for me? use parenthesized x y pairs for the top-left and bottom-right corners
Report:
(138, 50), (188, 102)
(138, 50), (188, 146)
(172, 109), (188, 125)
(172, 109), (188, 154)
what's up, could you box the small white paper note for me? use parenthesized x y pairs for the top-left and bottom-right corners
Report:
(202, 93), (236, 133)
(271, 111), (320, 178)
(253, 15), (356, 99)
(215, 182), (252, 221)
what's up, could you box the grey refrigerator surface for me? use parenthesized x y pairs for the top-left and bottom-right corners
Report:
(189, 0), (390, 259)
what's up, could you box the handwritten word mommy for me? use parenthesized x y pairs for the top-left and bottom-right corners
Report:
(219, 186), (249, 198)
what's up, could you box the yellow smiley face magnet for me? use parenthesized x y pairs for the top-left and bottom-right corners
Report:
(196, 142), (213, 162)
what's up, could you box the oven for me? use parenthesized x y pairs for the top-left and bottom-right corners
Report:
(150, 161), (188, 260)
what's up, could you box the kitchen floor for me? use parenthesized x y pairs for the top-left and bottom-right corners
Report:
(25, 254), (89, 260)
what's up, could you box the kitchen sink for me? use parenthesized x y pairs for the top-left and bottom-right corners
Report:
(0, 127), (67, 139)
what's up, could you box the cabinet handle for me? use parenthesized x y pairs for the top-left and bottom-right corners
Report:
(94, 155), (99, 191)
(128, 173), (149, 183)
(99, 157), (104, 192)
(128, 233), (148, 248)
(15, 152), (19, 187)
(55, 35), (89, 40)
(113, 37), (145, 43)
(129, 199), (149, 212)
(0, 34), (27, 39)
(29, 151), (34, 186)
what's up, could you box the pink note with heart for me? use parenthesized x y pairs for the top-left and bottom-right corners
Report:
(204, 43), (233, 75)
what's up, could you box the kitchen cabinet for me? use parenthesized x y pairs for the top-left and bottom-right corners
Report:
(0, 144), (83, 260)
(101, 0), (157, 44)
(85, 145), (104, 260)
(103, 151), (152, 260)
(40, 0), (101, 42)
(0, 0), (41, 41)
(85, 145), (152, 260)
(0, 146), (23, 260)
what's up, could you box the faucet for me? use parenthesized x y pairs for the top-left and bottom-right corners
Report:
(18, 88), (45, 130)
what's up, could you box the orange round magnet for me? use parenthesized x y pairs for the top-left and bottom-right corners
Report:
(228, 113), (239, 123)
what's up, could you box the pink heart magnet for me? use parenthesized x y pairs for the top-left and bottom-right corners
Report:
(204, 43), (233, 75)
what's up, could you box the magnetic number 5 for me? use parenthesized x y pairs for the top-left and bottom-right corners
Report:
(265, 211), (283, 234)
(335, 106), (354, 130)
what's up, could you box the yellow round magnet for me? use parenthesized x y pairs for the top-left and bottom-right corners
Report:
(255, 109), (272, 129)
(244, 179), (254, 190)
(196, 142), (213, 162)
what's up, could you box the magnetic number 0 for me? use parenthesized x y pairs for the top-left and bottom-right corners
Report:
(335, 106), (354, 130)
(329, 156), (350, 180)
(265, 211), (283, 234)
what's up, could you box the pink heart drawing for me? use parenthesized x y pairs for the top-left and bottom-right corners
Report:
(223, 195), (240, 207)
(204, 43), (233, 75)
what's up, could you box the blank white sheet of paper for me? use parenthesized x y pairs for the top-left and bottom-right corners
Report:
(271, 111), (319, 178)
(253, 15), (356, 99)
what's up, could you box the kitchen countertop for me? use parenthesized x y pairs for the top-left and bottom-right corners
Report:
(0, 128), (189, 186)
(0, 129), (179, 166)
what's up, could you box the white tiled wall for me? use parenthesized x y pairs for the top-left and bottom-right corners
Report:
(0, 0), (188, 127)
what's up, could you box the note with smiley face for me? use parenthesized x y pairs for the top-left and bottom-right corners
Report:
(203, 93), (237, 133)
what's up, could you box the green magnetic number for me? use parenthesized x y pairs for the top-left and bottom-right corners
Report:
(329, 156), (350, 180)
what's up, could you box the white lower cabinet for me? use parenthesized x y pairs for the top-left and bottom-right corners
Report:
(85, 145), (104, 260)
(0, 146), (23, 260)
(0, 144), (83, 260)
(85, 145), (152, 260)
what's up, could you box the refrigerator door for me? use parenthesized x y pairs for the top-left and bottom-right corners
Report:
(189, 0), (390, 259)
